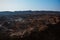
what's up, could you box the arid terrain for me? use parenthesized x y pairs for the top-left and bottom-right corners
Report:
(0, 11), (60, 40)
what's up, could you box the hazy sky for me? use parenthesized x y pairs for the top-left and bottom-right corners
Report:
(0, 0), (60, 11)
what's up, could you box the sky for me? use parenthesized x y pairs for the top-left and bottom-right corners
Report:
(0, 0), (60, 11)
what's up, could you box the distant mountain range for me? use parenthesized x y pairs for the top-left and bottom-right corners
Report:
(0, 11), (60, 15)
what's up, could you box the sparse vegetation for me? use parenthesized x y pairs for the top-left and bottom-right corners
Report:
(0, 11), (60, 40)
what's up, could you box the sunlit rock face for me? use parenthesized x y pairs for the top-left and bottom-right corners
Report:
(7, 14), (60, 38)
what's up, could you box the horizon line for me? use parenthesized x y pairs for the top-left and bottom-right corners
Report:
(0, 10), (60, 12)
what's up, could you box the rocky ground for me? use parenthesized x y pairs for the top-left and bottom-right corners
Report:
(0, 14), (60, 40)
